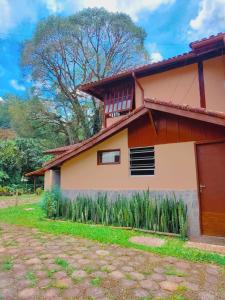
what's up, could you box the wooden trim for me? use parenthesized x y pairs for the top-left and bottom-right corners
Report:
(97, 149), (121, 165)
(198, 61), (206, 108)
(195, 138), (225, 145)
(144, 101), (225, 127)
(194, 143), (203, 235)
(132, 72), (144, 105)
(148, 110), (157, 135)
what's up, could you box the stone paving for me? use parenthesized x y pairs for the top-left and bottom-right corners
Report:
(0, 198), (38, 209)
(0, 224), (224, 300)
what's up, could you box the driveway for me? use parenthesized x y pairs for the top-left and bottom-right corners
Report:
(0, 223), (224, 300)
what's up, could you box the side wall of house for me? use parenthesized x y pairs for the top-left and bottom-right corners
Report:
(203, 56), (225, 112)
(44, 170), (53, 191)
(44, 169), (60, 191)
(135, 56), (225, 113)
(61, 129), (197, 191)
(135, 64), (200, 108)
(60, 129), (200, 237)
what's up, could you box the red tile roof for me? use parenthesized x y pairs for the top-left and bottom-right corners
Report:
(80, 33), (225, 96)
(26, 99), (225, 176)
(44, 143), (81, 155)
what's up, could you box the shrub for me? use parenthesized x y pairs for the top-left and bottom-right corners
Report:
(41, 190), (188, 237)
(40, 186), (62, 219)
(36, 187), (43, 195)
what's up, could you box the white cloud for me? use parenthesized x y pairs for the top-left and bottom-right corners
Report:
(43, 0), (175, 20)
(10, 79), (26, 91)
(78, 0), (175, 20)
(43, 0), (64, 13)
(147, 43), (163, 63)
(0, 0), (13, 35)
(151, 51), (163, 62)
(189, 0), (225, 38)
(0, 0), (38, 36)
(0, 96), (4, 102)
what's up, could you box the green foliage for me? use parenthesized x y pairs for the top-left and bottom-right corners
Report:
(91, 277), (102, 286)
(0, 138), (46, 186)
(25, 271), (37, 287)
(55, 257), (69, 269)
(0, 101), (10, 128)
(1, 259), (13, 271)
(21, 8), (148, 140)
(164, 266), (187, 277)
(41, 190), (188, 237)
(35, 187), (43, 195)
(40, 187), (62, 219)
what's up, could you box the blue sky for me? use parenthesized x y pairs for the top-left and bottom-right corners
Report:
(0, 0), (224, 99)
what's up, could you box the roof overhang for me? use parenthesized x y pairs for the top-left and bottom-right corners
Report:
(26, 98), (225, 176)
(80, 33), (225, 100)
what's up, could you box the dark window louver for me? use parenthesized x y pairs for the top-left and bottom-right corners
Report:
(129, 147), (155, 176)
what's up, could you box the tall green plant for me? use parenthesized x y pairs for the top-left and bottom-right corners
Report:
(41, 190), (188, 237)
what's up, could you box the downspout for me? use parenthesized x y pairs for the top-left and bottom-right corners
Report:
(132, 71), (144, 105)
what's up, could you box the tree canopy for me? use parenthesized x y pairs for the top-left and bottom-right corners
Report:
(21, 8), (148, 143)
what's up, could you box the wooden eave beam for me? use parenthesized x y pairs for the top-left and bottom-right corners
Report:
(148, 109), (158, 135)
(144, 101), (225, 127)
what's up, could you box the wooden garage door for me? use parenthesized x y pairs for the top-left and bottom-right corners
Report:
(196, 141), (225, 237)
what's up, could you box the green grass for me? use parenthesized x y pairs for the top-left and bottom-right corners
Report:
(25, 271), (37, 287)
(1, 259), (13, 271)
(164, 266), (187, 277)
(0, 203), (225, 266)
(91, 277), (102, 286)
(54, 257), (74, 275)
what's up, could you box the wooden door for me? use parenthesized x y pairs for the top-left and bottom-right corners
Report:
(196, 141), (225, 237)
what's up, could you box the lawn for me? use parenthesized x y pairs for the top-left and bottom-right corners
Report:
(0, 203), (225, 267)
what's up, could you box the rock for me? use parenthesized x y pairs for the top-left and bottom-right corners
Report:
(151, 273), (166, 281)
(160, 281), (179, 291)
(199, 292), (215, 300)
(109, 270), (125, 279)
(129, 271), (145, 280)
(140, 279), (158, 290)
(96, 250), (110, 256)
(63, 287), (81, 298)
(121, 279), (137, 288)
(72, 270), (87, 278)
(18, 288), (37, 299)
(129, 236), (165, 247)
(133, 288), (149, 297)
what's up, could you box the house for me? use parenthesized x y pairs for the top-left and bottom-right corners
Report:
(27, 33), (225, 238)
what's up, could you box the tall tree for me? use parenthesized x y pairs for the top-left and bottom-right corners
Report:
(21, 8), (148, 144)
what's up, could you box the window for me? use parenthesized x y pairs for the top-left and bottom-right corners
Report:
(129, 147), (155, 176)
(104, 82), (134, 116)
(97, 150), (120, 165)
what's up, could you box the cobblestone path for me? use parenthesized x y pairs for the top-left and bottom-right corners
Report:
(0, 224), (224, 300)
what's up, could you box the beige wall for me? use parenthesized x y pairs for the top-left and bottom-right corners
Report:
(135, 64), (200, 108)
(61, 129), (197, 191)
(204, 56), (225, 112)
(44, 170), (53, 191)
(135, 56), (225, 113)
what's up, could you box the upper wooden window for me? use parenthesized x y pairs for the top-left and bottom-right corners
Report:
(97, 149), (120, 165)
(104, 82), (134, 116)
